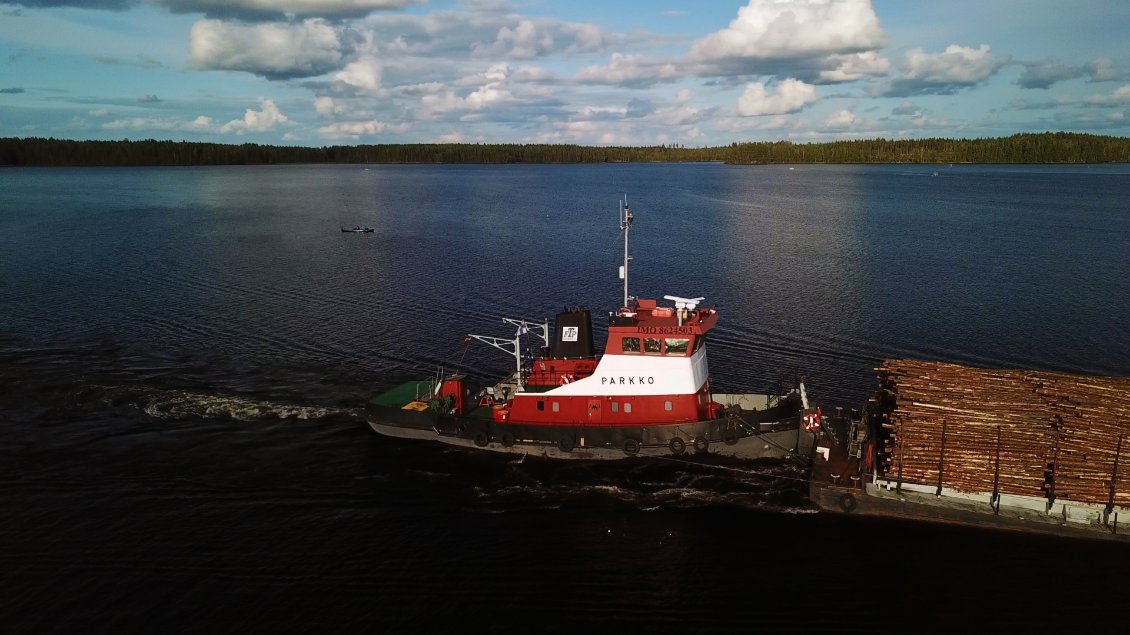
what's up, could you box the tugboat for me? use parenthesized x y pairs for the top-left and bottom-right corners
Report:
(367, 197), (816, 460)
(341, 225), (375, 233)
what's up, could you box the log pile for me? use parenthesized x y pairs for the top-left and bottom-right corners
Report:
(875, 359), (1130, 506)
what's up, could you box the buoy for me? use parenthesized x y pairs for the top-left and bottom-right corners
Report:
(623, 438), (640, 455)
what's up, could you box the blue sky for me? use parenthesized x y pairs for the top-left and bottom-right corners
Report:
(1, 0), (1127, 146)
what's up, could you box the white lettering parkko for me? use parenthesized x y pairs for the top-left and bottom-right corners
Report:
(601, 376), (655, 385)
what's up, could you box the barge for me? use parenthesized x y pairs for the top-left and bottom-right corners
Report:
(811, 359), (1130, 542)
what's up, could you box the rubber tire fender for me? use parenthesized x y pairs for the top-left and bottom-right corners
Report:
(669, 437), (686, 456)
(722, 428), (739, 446)
(692, 436), (709, 455)
(623, 438), (640, 455)
(500, 431), (516, 448)
(838, 492), (857, 513)
(557, 435), (574, 453)
(473, 431), (490, 447)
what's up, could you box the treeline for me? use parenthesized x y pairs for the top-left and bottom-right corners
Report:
(1, 133), (1127, 166)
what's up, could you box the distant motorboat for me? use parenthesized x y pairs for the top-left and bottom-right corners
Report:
(341, 225), (374, 233)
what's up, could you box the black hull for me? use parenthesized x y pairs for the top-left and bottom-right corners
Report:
(366, 402), (814, 461)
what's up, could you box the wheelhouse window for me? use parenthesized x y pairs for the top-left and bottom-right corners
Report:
(644, 338), (662, 354)
(665, 338), (690, 356)
(622, 337), (641, 353)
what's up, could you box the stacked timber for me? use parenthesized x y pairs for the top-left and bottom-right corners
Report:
(875, 359), (1130, 506)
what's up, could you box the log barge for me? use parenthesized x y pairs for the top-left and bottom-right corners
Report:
(811, 359), (1130, 542)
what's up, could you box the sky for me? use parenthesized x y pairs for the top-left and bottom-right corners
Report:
(1, 0), (1128, 147)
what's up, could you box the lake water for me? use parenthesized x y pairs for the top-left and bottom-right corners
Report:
(2, 163), (1130, 632)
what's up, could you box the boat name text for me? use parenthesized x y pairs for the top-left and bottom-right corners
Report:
(602, 376), (655, 385)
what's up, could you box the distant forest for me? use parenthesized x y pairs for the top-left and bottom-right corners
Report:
(1, 132), (1128, 166)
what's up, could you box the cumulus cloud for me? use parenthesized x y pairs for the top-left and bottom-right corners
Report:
(333, 56), (382, 95)
(824, 109), (856, 129)
(1087, 58), (1120, 83)
(891, 100), (919, 116)
(102, 114), (216, 133)
(690, 0), (884, 62)
(818, 51), (889, 83)
(574, 53), (681, 87)
(317, 119), (406, 139)
(737, 78), (817, 116)
(220, 98), (290, 133)
(188, 18), (348, 79)
(472, 19), (554, 59)
(138, 94), (162, 103)
(1017, 58), (1083, 89)
(1084, 84), (1130, 107)
(419, 64), (515, 117)
(884, 44), (1009, 96)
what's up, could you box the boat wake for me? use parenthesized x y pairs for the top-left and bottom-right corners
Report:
(86, 384), (360, 422)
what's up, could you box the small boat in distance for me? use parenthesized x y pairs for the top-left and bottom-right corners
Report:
(341, 225), (374, 233)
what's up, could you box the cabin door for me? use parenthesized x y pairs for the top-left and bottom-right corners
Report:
(587, 399), (602, 424)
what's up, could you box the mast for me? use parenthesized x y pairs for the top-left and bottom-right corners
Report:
(619, 195), (633, 309)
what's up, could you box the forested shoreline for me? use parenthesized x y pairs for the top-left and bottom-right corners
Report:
(2, 132), (1128, 166)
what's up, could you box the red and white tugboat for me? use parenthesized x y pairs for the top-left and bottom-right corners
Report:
(367, 198), (816, 460)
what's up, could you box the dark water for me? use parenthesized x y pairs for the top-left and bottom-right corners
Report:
(2, 163), (1130, 632)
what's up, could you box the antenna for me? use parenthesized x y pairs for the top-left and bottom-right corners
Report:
(619, 194), (633, 309)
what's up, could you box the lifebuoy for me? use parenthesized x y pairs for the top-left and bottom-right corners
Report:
(803, 413), (820, 430)
(623, 438), (640, 455)
(559, 374), (574, 385)
(501, 431), (516, 447)
(693, 436), (709, 454)
(557, 435), (574, 452)
(838, 492), (857, 513)
(723, 428), (739, 445)
(473, 431), (490, 447)
(669, 437), (686, 456)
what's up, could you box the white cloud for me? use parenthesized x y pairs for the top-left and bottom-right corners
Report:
(819, 51), (889, 82)
(824, 109), (856, 129)
(188, 18), (347, 78)
(737, 78), (817, 116)
(220, 98), (290, 134)
(901, 44), (1004, 84)
(317, 119), (407, 139)
(1085, 84), (1130, 107)
(101, 114), (216, 133)
(334, 56), (382, 95)
(690, 0), (884, 62)
(1087, 58), (1120, 82)
(472, 19), (554, 59)
(884, 44), (1009, 96)
(574, 53), (681, 87)
(419, 64), (515, 117)
(674, 89), (692, 104)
